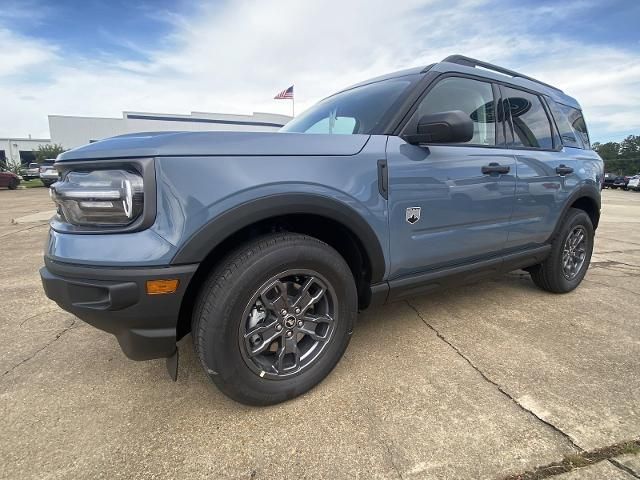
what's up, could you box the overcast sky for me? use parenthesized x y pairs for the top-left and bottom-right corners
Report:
(1, 0), (639, 143)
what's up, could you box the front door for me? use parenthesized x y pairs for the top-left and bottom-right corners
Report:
(386, 75), (515, 279)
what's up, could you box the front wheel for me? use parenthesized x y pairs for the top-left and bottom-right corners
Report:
(192, 233), (357, 405)
(8, 179), (19, 190)
(528, 208), (594, 293)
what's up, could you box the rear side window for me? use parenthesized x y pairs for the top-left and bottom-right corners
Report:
(558, 103), (590, 149)
(502, 86), (553, 149)
(546, 99), (580, 148)
(411, 77), (496, 146)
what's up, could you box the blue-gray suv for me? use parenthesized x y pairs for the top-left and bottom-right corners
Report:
(40, 55), (603, 405)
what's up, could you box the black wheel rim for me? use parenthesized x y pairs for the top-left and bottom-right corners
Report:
(562, 226), (587, 280)
(239, 269), (337, 379)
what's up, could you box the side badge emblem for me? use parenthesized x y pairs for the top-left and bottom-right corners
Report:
(406, 206), (421, 224)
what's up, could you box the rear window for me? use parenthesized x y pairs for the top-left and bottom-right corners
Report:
(547, 99), (590, 149)
(29, 163), (39, 168)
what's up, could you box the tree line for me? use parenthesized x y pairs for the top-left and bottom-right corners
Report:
(593, 135), (640, 176)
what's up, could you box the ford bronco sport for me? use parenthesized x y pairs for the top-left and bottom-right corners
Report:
(41, 55), (603, 405)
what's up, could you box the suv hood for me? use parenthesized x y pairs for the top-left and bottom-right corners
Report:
(57, 131), (371, 161)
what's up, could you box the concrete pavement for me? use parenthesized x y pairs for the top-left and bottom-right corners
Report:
(0, 186), (638, 479)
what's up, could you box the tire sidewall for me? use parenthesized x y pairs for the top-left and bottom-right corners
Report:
(550, 209), (594, 291)
(199, 236), (356, 404)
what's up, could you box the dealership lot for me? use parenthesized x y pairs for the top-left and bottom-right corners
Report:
(1, 187), (639, 479)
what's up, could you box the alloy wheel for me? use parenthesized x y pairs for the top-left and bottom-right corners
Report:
(239, 269), (337, 379)
(562, 226), (587, 280)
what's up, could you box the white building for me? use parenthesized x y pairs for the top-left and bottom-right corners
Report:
(49, 110), (292, 150)
(0, 137), (52, 168)
(1, 110), (291, 167)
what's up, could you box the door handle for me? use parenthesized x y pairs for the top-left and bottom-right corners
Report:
(482, 163), (510, 175)
(556, 164), (574, 175)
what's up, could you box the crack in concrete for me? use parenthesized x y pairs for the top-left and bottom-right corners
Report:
(0, 222), (48, 239)
(597, 248), (640, 254)
(2, 319), (77, 379)
(18, 308), (59, 327)
(609, 458), (640, 479)
(590, 259), (640, 270)
(502, 439), (640, 479)
(596, 236), (640, 247)
(404, 300), (582, 453)
(362, 407), (405, 479)
(584, 278), (640, 296)
(381, 437), (404, 480)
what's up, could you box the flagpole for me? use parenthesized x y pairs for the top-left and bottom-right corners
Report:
(292, 97), (295, 117)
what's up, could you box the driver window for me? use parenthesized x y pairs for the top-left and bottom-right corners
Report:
(413, 77), (495, 145)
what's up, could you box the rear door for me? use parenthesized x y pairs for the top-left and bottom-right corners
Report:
(386, 76), (516, 279)
(498, 85), (580, 248)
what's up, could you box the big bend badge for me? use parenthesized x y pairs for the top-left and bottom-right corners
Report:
(406, 206), (421, 225)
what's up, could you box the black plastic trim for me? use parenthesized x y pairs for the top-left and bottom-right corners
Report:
(40, 258), (198, 360)
(50, 157), (157, 235)
(497, 84), (563, 153)
(368, 282), (390, 306)
(547, 185), (601, 238)
(171, 193), (387, 283)
(377, 159), (388, 199)
(387, 245), (551, 302)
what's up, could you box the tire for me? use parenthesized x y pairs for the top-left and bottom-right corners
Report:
(8, 179), (18, 190)
(528, 208), (594, 293)
(192, 233), (357, 405)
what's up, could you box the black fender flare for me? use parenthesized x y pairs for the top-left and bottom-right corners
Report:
(170, 193), (387, 283)
(548, 184), (601, 242)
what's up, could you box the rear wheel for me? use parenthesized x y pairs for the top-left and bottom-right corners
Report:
(192, 233), (357, 405)
(528, 208), (594, 293)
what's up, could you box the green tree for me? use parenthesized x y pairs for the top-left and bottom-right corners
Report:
(593, 141), (620, 160)
(593, 137), (640, 175)
(35, 143), (65, 163)
(619, 135), (640, 158)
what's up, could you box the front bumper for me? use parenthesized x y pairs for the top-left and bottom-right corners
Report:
(40, 257), (198, 360)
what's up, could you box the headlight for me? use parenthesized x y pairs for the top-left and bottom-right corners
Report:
(51, 170), (144, 226)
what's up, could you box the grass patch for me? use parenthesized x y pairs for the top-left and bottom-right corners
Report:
(20, 179), (45, 188)
(504, 439), (640, 480)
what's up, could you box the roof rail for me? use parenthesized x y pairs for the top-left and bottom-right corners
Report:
(440, 54), (563, 93)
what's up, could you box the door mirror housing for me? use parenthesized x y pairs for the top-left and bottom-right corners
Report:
(404, 110), (474, 145)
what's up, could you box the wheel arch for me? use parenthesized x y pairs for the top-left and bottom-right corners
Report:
(173, 193), (387, 339)
(549, 185), (601, 242)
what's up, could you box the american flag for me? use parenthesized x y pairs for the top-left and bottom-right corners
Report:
(274, 85), (294, 99)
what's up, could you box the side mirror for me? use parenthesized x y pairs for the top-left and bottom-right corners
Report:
(404, 110), (474, 145)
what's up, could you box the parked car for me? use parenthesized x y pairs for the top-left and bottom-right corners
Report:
(23, 162), (41, 181)
(611, 176), (627, 189)
(39, 159), (59, 187)
(0, 168), (21, 190)
(41, 55), (603, 405)
(603, 173), (617, 188)
(627, 175), (640, 191)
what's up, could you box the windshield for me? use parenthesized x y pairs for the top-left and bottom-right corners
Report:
(281, 77), (415, 135)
